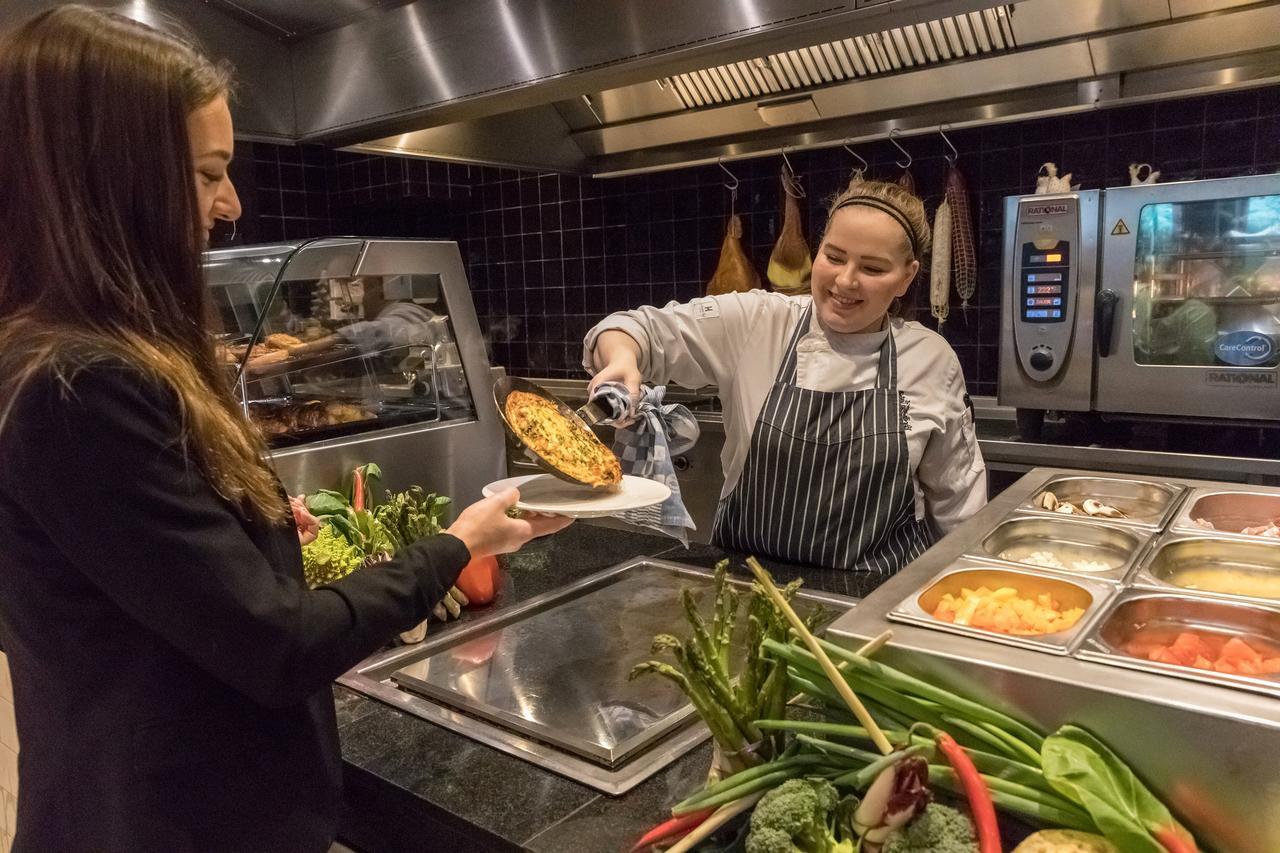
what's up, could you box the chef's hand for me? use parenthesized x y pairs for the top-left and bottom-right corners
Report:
(446, 488), (572, 558)
(290, 495), (321, 545)
(588, 329), (643, 401)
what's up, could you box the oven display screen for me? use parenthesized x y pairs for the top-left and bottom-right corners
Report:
(1019, 242), (1069, 323)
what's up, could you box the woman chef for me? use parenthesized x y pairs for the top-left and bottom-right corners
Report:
(585, 179), (986, 577)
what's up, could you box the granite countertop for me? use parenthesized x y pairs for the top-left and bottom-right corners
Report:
(333, 523), (873, 853)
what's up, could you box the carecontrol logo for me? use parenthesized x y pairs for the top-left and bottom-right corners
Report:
(1214, 331), (1276, 367)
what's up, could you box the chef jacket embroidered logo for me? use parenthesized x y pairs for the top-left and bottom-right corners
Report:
(692, 298), (721, 320)
(1214, 331), (1276, 366)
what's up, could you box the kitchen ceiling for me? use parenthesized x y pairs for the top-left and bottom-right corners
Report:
(7, 0), (1278, 171)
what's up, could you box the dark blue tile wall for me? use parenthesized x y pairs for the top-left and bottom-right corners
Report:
(221, 85), (1280, 395)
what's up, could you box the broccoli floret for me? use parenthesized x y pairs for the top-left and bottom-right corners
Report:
(881, 803), (977, 853)
(745, 826), (799, 853)
(745, 779), (854, 853)
(300, 525), (365, 587)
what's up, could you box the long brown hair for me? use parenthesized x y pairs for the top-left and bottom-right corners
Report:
(0, 6), (286, 522)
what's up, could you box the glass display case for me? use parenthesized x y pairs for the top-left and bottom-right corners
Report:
(203, 238), (505, 500)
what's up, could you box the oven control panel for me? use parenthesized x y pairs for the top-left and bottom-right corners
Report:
(1011, 198), (1081, 382)
(1020, 244), (1069, 323)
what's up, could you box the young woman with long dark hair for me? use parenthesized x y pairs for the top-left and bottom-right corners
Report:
(0, 7), (568, 851)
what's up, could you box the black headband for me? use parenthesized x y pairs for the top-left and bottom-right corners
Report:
(833, 196), (919, 258)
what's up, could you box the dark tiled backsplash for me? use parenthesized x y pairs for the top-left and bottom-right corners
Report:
(220, 85), (1280, 395)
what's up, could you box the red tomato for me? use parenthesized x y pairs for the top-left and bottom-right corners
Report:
(456, 554), (498, 605)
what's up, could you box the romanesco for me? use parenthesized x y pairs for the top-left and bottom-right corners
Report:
(300, 525), (366, 587)
(881, 803), (977, 853)
(745, 779), (854, 853)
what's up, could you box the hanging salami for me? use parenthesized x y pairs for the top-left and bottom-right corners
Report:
(944, 163), (977, 307)
(930, 199), (952, 326)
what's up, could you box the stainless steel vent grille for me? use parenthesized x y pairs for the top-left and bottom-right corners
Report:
(660, 5), (1016, 109)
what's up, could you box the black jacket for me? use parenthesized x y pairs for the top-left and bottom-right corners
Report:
(0, 362), (470, 852)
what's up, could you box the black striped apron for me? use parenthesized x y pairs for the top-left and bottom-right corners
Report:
(712, 306), (933, 576)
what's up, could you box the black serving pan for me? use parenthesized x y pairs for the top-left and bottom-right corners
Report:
(492, 376), (619, 489)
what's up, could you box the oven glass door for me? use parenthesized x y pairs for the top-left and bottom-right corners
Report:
(1096, 177), (1280, 420)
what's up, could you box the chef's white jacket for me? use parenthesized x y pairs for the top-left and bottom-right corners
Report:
(583, 290), (987, 534)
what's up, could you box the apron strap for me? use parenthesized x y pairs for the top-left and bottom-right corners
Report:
(877, 321), (898, 387)
(776, 304), (812, 384)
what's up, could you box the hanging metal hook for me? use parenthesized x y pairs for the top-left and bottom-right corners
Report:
(718, 157), (739, 211)
(780, 146), (806, 198)
(717, 157), (739, 192)
(841, 139), (869, 175)
(780, 145), (796, 176)
(939, 123), (959, 165)
(889, 128), (912, 170)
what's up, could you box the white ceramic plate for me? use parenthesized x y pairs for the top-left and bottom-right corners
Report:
(482, 474), (671, 519)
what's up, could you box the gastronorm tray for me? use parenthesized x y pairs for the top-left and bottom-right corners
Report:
(1170, 487), (1280, 542)
(1128, 531), (1280, 606)
(966, 512), (1153, 583)
(886, 559), (1116, 655)
(1075, 590), (1280, 699)
(1016, 475), (1186, 530)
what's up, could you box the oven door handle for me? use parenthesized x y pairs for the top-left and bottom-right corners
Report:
(1096, 288), (1119, 357)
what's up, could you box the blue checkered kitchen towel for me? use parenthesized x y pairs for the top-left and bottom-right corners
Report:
(590, 382), (699, 545)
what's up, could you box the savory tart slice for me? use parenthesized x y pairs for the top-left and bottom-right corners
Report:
(504, 390), (622, 487)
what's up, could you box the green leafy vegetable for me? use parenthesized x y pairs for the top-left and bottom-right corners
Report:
(299, 469), (457, 605)
(305, 479), (402, 562)
(305, 489), (350, 518)
(1042, 726), (1195, 853)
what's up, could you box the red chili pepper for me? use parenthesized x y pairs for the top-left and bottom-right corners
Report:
(1153, 826), (1198, 853)
(936, 732), (1001, 853)
(629, 807), (715, 853)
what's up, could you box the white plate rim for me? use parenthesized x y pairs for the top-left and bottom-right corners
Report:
(482, 474), (671, 518)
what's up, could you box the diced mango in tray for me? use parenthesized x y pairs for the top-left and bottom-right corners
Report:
(931, 585), (1086, 636)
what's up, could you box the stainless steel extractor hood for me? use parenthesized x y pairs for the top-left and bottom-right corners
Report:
(351, 0), (1280, 175)
(8, 1), (1279, 173)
